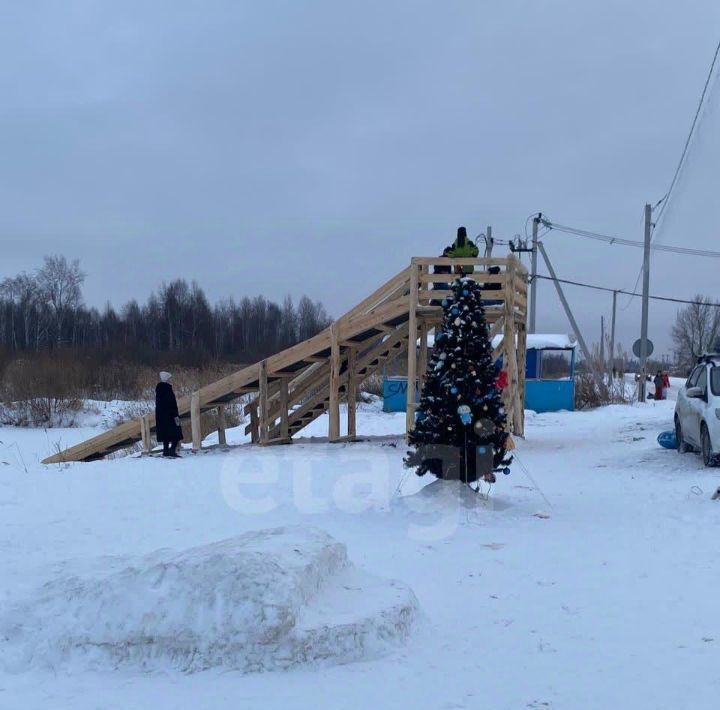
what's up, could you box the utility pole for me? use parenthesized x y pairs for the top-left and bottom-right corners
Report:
(610, 289), (617, 377)
(600, 316), (605, 370)
(638, 203), (652, 402)
(529, 215), (540, 334)
(483, 225), (494, 258)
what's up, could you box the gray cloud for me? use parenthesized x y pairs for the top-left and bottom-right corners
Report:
(2, 0), (719, 356)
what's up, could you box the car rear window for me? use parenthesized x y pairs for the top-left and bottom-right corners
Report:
(687, 366), (702, 388)
(712, 366), (720, 396)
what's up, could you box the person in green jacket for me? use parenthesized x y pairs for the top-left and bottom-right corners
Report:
(447, 226), (479, 274)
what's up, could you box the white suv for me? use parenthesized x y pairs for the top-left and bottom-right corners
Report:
(674, 355), (720, 466)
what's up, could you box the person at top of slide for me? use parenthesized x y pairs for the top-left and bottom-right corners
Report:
(447, 226), (479, 274)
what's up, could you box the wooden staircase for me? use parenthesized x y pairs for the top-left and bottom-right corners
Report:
(247, 324), (410, 441)
(42, 256), (527, 464)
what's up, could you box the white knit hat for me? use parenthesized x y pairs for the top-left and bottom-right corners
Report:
(159, 371), (172, 383)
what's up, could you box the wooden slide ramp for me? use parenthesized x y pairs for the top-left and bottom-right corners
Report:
(43, 256), (528, 464)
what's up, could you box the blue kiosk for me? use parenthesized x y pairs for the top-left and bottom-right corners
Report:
(383, 333), (577, 414)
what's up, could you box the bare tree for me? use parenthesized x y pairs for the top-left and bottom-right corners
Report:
(0, 257), (331, 361)
(36, 256), (85, 346)
(671, 294), (720, 370)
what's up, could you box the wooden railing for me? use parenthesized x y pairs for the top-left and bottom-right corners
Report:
(411, 256), (528, 316)
(405, 255), (528, 437)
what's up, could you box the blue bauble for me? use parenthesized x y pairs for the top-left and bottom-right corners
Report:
(441, 299), (449, 307)
(450, 386), (458, 394)
(477, 446), (487, 455)
(503, 467), (511, 476)
(462, 289), (469, 296)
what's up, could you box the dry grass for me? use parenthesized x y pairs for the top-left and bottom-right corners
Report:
(574, 372), (630, 409)
(360, 373), (384, 398)
(0, 353), (249, 427)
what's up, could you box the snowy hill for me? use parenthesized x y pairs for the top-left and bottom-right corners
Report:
(2, 396), (720, 709)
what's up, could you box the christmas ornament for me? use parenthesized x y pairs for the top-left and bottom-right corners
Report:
(457, 404), (472, 425)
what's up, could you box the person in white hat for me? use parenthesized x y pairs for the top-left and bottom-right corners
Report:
(155, 371), (183, 457)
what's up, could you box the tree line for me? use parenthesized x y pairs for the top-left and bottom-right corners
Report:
(671, 294), (720, 370)
(0, 256), (332, 364)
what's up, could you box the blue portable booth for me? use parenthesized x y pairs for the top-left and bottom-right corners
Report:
(520, 334), (577, 412)
(382, 333), (577, 414)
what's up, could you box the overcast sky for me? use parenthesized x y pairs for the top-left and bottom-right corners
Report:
(1, 0), (719, 357)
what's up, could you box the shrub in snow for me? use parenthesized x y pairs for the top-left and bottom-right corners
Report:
(0, 526), (418, 674)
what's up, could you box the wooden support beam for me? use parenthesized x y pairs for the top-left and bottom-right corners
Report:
(516, 323), (527, 437)
(418, 321), (428, 392)
(258, 360), (269, 445)
(344, 266), (411, 319)
(279, 378), (289, 440)
(191, 391), (202, 451)
(243, 361), (323, 417)
(250, 406), (259, 444)
(347, 347), (357, 439)
(140, 414), (152, 453)
(406, 263), (419, 439)
(217, 405), (227, 447)
(412, 256), (518, 267)
(328, 323), (341, 442)
(487, 316), (504, 342)
(244, 327), (405, 438)
(261, 436), (293, 445)
(502, 262), (519, 433)
(419, 272), (507, 284)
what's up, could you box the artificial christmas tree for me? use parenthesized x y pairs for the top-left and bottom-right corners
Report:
(405, 276), (513, 485)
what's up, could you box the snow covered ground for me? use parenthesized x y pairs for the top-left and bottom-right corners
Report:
(2, 390), (720, 709)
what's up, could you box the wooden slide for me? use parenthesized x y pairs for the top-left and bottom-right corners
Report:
(43, 257), (527, 464)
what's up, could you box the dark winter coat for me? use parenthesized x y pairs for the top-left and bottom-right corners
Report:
(434, 245), (453, 275)
(155, 381), (183, 443)
(653, 374), (664, 400)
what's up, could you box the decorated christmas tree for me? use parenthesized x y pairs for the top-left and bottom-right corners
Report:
(405, 276), (513, 485)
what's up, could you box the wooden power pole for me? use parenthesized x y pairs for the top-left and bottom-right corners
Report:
(610, 290), (617, 376)
(529, 215), (539, 334)
(638, 203), (652, 401)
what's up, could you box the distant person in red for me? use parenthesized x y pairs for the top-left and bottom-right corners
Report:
(663, 371), (671, 391)
(496, 369), (509, 390)
(653, 370), (665, 401)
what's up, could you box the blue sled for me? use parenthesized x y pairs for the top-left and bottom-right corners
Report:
(657, 431), (677, 450)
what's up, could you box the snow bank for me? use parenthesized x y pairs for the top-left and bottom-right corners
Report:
(0, 526), (418, 674)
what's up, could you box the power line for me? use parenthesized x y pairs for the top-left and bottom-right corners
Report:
(533, 273), (720, 308)
(654, 36), (720, 232)
(542, 220), (720, 258)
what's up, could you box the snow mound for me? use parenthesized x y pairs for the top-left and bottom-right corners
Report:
(411, 479), (483, 505)
(0, 526), (418, 674)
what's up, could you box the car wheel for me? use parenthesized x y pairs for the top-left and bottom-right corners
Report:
(675, 417), (690, 453)
(701, 424), (717, 467)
